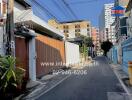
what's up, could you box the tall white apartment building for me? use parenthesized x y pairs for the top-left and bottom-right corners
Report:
(99, 3), (116, 44)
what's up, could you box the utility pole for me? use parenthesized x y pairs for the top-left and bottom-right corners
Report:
(6, 0), (15, 56)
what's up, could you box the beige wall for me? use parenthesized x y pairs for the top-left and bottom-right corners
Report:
(48, 19), (91, 38)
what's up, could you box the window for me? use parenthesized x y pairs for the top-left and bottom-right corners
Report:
(63, 25), (68, 29)
(75, 29), (80, 32)
(64, 30), (69, 33)
(75, 24), (80, 28)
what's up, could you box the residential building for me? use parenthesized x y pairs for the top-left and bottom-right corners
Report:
(48, 19), (92, 39)
(114, 0), (129, 43)
(99, 3), (115, 43)
(110, 25), (116, 44)
(0, 0), (65, 81)
(91, 27), (97, 51)
(126, 0), (132, 37)
(91, 27), (101, 55)
(0, 0), (80, 81)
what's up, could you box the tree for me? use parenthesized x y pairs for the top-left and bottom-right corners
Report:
(79, 35), (93, 59)
(101, 40), (113, 56)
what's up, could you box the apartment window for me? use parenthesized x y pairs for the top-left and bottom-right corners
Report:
(75, 29), (80, 32)
(75, 32), (80, 37)
(63, 25), (68, 29)
(64, 30), (68, 33)
(75, 24), (80, 28)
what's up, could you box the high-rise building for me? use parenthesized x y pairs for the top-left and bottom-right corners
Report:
(91, 27), (97, 47)
(48, 19), (91, 39)
(99, 3), (116, 43)
(91, 27), (101, 55)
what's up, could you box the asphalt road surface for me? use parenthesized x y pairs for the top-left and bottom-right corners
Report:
(37, 56), (125, 100)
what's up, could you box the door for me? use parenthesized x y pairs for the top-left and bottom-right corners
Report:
(15, 37), (29, 79)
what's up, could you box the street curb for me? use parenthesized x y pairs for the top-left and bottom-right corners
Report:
(111, 65), (132, 100)
(111, 65), (130, 94)
(105, 56), (132, 100)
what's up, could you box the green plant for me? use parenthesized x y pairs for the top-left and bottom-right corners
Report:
(0, 56), (17, 92)
(0, 56), (25, 93)
(79, 35), (94, 59)
(101, 40), (113, 56)
(15, 67), (25, 86)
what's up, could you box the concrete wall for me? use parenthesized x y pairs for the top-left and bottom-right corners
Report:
(65, 42), (80, 66)
(111, 46), (118, 64)
(122, 37), (132, 74)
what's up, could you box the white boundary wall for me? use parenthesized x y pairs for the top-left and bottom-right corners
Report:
(65, 42), (80, 66)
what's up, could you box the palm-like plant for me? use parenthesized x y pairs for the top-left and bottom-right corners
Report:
(0, 56), (25, 93)
(0, 56), (16, 92)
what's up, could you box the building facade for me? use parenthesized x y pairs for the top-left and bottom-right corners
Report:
(91, 27), (101, 55)
(99, 3), (116, 43)
(48, 19), (92, 39)
(126, 0), (132, 37)
(114, 0), (129, 43)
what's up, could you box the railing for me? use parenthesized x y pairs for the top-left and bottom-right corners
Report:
(15, 9), (33, 29)
(15, 9), (32, 22)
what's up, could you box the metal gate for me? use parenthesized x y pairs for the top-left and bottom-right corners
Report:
(36, 34), (65, 77)
(15, 36), (29, 79)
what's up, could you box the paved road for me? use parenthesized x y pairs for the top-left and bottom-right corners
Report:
(37, 56), (125, 100)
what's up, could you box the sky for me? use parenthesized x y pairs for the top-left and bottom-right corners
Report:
(28, 0), (114, 27)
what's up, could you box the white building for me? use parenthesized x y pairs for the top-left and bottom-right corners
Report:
(126, 0), (132, 37)
(99, 3), (116, 44)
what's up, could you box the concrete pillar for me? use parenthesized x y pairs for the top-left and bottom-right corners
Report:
(0, 26), (5, 56)
(29, 37), (36, 81)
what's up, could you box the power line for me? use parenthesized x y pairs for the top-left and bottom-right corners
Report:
(32, 0), (59, 21)
(62, 0), (78, 19)
(52, 0), (74, 20)
(68, 0), (99, 5)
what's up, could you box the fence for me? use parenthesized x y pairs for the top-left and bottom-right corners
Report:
(122, 37), (132, 74)
(111, 46), (118, 64)
(65, 42), (80, 66)
(36, 34), (65, 77)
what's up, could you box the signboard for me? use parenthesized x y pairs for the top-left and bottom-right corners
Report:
(111, 6), (125, 16)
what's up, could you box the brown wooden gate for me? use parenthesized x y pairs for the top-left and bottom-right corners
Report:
(15, 36), (29, 79)
(36, 34), (65, 77)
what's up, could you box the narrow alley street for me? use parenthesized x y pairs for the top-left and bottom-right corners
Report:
(36, 56), (125, 100)
(0, 0), (132, 100)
